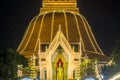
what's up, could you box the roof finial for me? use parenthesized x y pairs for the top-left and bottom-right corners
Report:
(58, 24), (61, 31)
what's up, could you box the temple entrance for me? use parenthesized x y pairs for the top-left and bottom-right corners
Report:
(52, 49), (68, 80)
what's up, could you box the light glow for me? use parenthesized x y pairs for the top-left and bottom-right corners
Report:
(85, 78), (95, 80)
(21, 78), (32, 80)
(109, 74), (120, 80)
(101, 74), (104, 79)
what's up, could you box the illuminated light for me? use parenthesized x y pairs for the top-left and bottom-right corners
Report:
(63, 11), (69, 41)
(50, 10), (55, 42)
(85, 78), (95, 80)
(20, 78), (32, 80)
(83, 17), (104, 54)
(109, 74), (120, 80)
(101, 74), (104, 79)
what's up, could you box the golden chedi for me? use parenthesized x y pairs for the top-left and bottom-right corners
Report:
(17, 0), (109, 79)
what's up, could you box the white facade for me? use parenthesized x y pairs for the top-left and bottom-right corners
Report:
(38, 26), (81, 80)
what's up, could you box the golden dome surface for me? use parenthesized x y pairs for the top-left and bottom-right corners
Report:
(17, 11), (102, 54)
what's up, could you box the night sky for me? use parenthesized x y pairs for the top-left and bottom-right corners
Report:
(0, 0), (120, 56)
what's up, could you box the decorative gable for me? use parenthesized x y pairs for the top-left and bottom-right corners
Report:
(48, 25), (73, 56)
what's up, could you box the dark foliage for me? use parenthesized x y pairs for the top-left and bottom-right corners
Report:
(0, 48), (28, 80)
(101, 38), (120, 80)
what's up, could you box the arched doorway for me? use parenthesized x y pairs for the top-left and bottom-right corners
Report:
(52, 49), (68, 80)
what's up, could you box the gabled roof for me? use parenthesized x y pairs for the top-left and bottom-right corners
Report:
(48, 25), (72, 55)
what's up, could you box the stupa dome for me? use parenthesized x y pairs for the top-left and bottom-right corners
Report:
(17, 0), (109, 61)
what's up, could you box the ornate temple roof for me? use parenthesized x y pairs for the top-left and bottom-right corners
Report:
(17, 0), (109, 61)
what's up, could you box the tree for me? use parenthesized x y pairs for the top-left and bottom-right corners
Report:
(80, 58), (96, 79)
(110, 38), (120, 65)
(101, 38), (120, 80)
(0, 48), (28, 80)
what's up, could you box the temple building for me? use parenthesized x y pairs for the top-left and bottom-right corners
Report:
(17, 0), (109, 80)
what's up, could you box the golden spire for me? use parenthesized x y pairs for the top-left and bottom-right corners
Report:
(40, 0), (79, 13)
